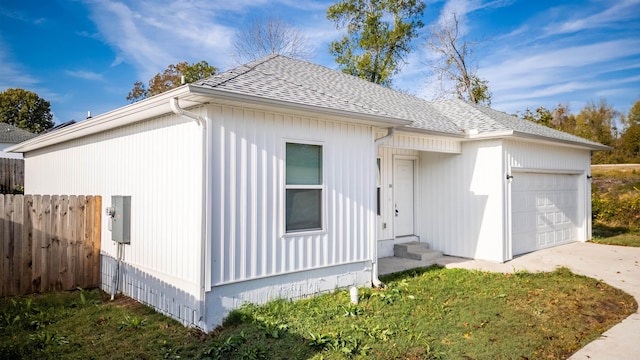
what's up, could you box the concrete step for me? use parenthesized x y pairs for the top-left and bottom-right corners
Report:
(394, 241), (442, 262)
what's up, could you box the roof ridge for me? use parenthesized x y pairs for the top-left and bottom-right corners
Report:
(259, 57), (395, 117)
(197, 54), (280, 88)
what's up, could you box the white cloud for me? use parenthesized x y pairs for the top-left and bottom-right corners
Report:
(435, 0), (513, 33)
(544, 0), (640, 36)
(482, 39), (640, 92)
(65, 70), (105, 82)
(81, 0), (335, 78)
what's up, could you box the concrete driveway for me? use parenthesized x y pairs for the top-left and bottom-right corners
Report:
(379, 242), (640, 359)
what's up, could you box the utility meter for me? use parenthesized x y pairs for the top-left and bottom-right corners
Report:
(107, 196), (131, 244)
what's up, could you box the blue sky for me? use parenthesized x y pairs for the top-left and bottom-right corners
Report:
(1, 0), (639, 125)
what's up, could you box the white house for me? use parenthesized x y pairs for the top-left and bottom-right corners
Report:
(7, 55), (608, 331)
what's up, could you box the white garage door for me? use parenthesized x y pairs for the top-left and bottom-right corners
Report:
(511, 173), (580, 256)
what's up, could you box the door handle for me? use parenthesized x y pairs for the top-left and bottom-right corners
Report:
(395, 204), (398, 217)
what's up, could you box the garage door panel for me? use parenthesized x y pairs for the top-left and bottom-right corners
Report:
(512, 173), (580, 256)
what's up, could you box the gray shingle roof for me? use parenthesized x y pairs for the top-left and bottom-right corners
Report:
(194, 55), (461, 134)
(431, 99), (608, 148)
(0, 123), (36, 143)
(194, 55), (606, 149)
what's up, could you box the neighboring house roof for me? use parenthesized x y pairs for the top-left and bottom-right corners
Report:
(0, 123), (36, 143)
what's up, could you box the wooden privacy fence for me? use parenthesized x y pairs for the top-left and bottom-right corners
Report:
(0, 158), (24, 194)
(0, 195), (102, 297)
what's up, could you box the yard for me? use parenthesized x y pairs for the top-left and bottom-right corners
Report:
(2, 166), (638, 359)
(590, 165), (640, 247)
(1, 266), (636, 359)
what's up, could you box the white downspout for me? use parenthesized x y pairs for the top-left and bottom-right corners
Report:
(371, 127), (396, 288)
(170, 97), (208, 329)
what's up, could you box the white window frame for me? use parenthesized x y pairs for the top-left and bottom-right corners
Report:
(283, 140), (325, 234)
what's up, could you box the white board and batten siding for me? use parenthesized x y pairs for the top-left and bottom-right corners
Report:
(208, 104), (376, 283)
(418, 139), (506, 262)
(24, 111), (206, 324)
(374, 132), (461, 257)
(205, 104), (376, 326)
(504, 140), (592, 258)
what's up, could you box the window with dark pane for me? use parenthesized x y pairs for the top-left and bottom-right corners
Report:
(285, 143), (323, 232)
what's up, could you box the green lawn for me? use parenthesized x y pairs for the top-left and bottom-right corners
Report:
(591, 224), (640, 247)
(1, 267), (636, 359)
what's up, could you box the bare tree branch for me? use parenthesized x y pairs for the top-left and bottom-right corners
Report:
(426, 12), (491, 106)
(232, 16), (314, 64)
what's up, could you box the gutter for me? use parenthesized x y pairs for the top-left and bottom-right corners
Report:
(510, 131), (612, 151)
(7, 87), (195, 154)
(371, 127), (396, 288)
(170, 97), (209, 329)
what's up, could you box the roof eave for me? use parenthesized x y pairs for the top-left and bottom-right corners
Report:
(188, 84), (412, 128)
(6, 86), (196, 153)
(463, 130), (514, 140)
(398, 125), (465, 138)
(510, 131), (612, 151)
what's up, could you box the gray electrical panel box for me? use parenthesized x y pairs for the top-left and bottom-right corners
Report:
(108, 196), (131, 244)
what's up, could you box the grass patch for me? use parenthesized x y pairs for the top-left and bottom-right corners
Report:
(2, 267), (636, 359)
(591, 165), (640, 230)
(591, 224), (640, 247)
(591, 165), (640, 246)
(0, 288), (207, 359)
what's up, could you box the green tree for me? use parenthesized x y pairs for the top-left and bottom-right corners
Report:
(518, 104), (575, 132)
(552, 103), (576, 133)
(427, 12), (491, 105)
(326, 0), (425, 87)
(619, 99), (640, 162)
(0, 88), (53, 134)
(574, 99), (617, 147)
(519, 106), (553, 127)
(126, 61), (217, 103)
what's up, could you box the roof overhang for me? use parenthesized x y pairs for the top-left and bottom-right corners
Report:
(7, 86), (204, 153)
(395, 125), (465, 139)
(188, 84), (412, 128)
(509, 131), (612, 151)
(450, 129), (611, 151)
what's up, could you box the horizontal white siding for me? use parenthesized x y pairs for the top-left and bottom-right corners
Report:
(378, 131), (461, 153)
(417, 140), (506, 262)
(208, 105), (375, 285)
(24, 112), (204, 296)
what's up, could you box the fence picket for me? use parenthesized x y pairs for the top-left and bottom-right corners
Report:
(0, 195), (101, 297)
(0, 195), (6, 296)
(0, 158), (24, 194)
(8, 195), (19, 295)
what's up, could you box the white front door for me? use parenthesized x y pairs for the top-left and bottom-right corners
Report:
(394, 158), (415, 236)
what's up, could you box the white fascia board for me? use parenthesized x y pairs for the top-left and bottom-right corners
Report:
(461, 130), (611, 151)
(6, 86), (197, 153)
(509, 131), (612, 151)
(188, 84), (412, 128)
(393, 127), (465, 139)
(461, 130), (514, 140)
